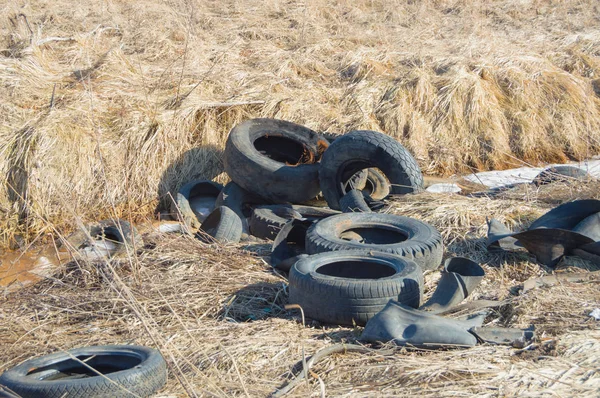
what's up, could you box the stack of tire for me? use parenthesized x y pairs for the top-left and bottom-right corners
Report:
(176, 118), (444, 326)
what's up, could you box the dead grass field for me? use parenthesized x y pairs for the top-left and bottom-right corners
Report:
(1, 184), (599, 397)
(1, 0), (600, 245)
(1, 1), (600, 396)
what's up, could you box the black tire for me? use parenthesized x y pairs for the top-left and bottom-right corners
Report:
(339, 189), (371, 213)
(249, 205), (339, 240)
(199, 206), (243, 243)
(532, 165), (591, 186)
(319, 130), (423, 210)
(224, 118), (326, 203)
(289, 251), (423, 326)
(63, 219), (143, 256)
(305, 213), (443, 272)
(215, 182), (264, 234)
(0, 345), (167, 398)
(362, 169), (390, 200)
(171, 180), (223, 228)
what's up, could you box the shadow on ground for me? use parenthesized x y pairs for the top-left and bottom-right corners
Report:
(155, 146), (224, 215)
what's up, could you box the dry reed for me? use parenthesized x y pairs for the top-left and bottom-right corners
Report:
(1, 184), (600, 397)
(1, 0), (600, 245)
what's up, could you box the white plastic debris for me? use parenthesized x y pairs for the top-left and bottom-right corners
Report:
(426, 183), (462, 193)
(589, 308), (600, 321)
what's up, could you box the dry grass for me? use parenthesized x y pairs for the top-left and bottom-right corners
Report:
(1, 186), (600, 397)
(2, 0), (600, 245)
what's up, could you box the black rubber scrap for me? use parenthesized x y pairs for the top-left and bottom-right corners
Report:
(288, 251), (423, 326)
(270, 219), (313, 272)
(339, 189), (371, 213)
(318, 130), (423, 210)
(305, 213), (444, 272)
(486, 199), (600, 267)
(250, 205), (339, 240)
(0, 345), (167, 398)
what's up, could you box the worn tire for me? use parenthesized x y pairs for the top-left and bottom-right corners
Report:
(305, 213), (443, 271)
(319, 130), (423, 210)
(224, 118), (326, 203)
(362, 169), (390, 200)
(215, 182), (264, 234)
(0, 345), (166, 398)
(532, 166), (591, 186)
(250, 205), (339, 240)
(289, 251), (423, 326)
(64, 219), (143, 255)
(171, 180), (223, 228)
(339, 189), (371, 213)
(199, 206), (243, 243)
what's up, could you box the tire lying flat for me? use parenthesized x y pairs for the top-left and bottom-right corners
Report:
(223, 118), (326, 203)
(319, 130), (423, 210)
(289, 251), (423, 326)
(305, 213), (443, 272)
(0, 345), (166, 398)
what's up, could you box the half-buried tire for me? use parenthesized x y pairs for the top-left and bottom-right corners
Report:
(224, 118), (327, 203)
(319, 130), (423, 210)
(199, 206), (243, 243)
(289, 251), (423, 326)
(305, 213), (443, 272)
(0, 345), (166, 398)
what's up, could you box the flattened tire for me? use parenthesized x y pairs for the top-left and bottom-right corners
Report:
(249, 205), (339, 240)
(289, 251), (423, 326)
(305, 213), (443, 271)
(200, 206), (243, 243)
(319, 130), (423, 209)
(0, 345), (166, 398)
(224, 118), (326, 203)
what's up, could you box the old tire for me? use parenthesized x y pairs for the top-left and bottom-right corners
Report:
(171, 180), (223, 228)
(223, 118), (325, 203)
(362, 169), (390, 200)
(0, 345), (166, 398)
(532, 165), (591, 186)
(199, 206), (243, 243)
(319, 130), (423, 210)
(289, 251), (423, 326)
(215, 182), (264, 234)
(250, 205), (339, 240)
(64, 219), (143, 256)
(305, 213), (443, 271)
(339, 189), (371, 213)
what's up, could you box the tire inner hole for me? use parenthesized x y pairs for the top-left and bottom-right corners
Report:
(316, 260), (396, 279)
(340, 227), (408, 244)
(26, 353), (142, 381)
(254, 135), (309, 165)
